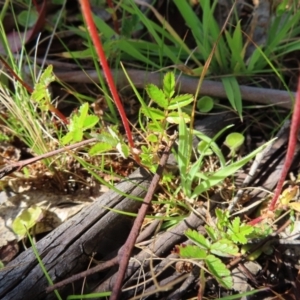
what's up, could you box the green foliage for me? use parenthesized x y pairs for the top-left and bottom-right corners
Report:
(175, 117), (274, 199)
(31, 65), (56, 111)
(177, 207), (270, 288)
(89, 126), (130, 158)
(139, 72), (193, 169)
(17, 8), (38, 27)
(67, 0), (300, 119)
(61, 103), (99, 144)
(12, 206), (43, 237)
(224, 132), (245, 156)
(197, 96), (214, 113)
(177, 227), (238, 289)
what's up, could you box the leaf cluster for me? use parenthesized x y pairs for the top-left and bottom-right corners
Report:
(177, 209), (255, 289)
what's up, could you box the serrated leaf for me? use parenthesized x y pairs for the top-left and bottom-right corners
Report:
(146, 84), (168, 108)
(82, 115), (99, 129)
(31, 88), (45, 103)
(147, 122), (164, 132)
(78, 103), (89, 127)
(168, 94), (194, 110)
(163, 72), (175, 99)
(210, 239), (239, 257)
(12, 206), (43, 237)
(89, 142), (114, 155)
(227, 217), (254, 244)
(166, 111), (190, 124)
(178, 244), (207, 259)
(91, 132), (118, 146)
(141, 107), (165, 120)
(216, 208), (230, 229)
(39, 65), (55, 86)
(185, 229), (211, 249)
(206, 254), (233, 289)
(61, 132), (74, 145)
(72, 129), (83, 142)
(205, 225), (219, 241)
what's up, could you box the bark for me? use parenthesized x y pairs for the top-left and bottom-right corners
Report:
(0, 167), (152, 300)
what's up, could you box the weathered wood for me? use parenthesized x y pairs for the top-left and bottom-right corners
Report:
(0, 167), (152, 300)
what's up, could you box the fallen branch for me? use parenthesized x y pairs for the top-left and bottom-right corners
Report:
(54, 69), (295, 109)
(0, 138), (97, 179)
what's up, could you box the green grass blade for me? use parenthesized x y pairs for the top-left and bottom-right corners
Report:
(192, 138), (275, 198)
(221, 77), (242, 117)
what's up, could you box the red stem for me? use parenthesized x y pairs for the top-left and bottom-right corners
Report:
(268, 78), (300, 211)
(79, 0), (139, 163)
(248, 78), (300, 226)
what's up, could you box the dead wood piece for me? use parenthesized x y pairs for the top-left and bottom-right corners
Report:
(54, 69), (295, 109)
(0, 167), (152, 300)
(93, 197), (218, 296)
(110, 140), (173, 300)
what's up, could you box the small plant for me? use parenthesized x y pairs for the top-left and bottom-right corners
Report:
(175, 117), (273, 201)
(197, 96), (214, 113)
(61, 102), (99, 145)
(224, 132), (245, 157)
(176, 208), (269, 289)
(139, 72), (194, 171)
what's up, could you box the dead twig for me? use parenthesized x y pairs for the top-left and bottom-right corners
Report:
(0, 138), (97, 179)
(110, 137), (176, 300)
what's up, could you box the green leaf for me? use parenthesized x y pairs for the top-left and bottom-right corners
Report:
(163, 72), (175, 99)
(78, 103), (89, 127)
(176, 112), (193, 195)
(227, 217), (254, 244)
(116, 142), (129, 158)
(72, 128), (83, 142)
(221, 77), (242, 118)
(82, 115), (99, 130)
(12, 206), (43, 237)
(197, 96), (214, 112)
(197, 140), (213, 156)
(39, 65), (55, 86)
(185, 229), (210, 249)
(17, 9), (38, 27)
(166, 111), (190, 124)
(206, 254), (232, 289)
(191, 138), (274, 197)
(146, 84), (168, 108)
(205, 225), (219, 241)
(168, 94), (194, 110)
(61, 132), (74, 145)
(178, 244), (207, 259)
(89, 142), (114, 155)
(210, 239), (239, 257)
(141, 107), (165, 120)
(224, 132), (245, 152)
(91, 132), (118, 146)
(215, 208), (230, 229)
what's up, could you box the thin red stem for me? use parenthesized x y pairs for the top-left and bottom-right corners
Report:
(79, 0), (139, 164)
(268, 78), (300, 211)
(248, 78), (300, 226)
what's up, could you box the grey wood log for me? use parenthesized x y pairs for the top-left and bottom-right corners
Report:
(0, 167), (152, 300)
